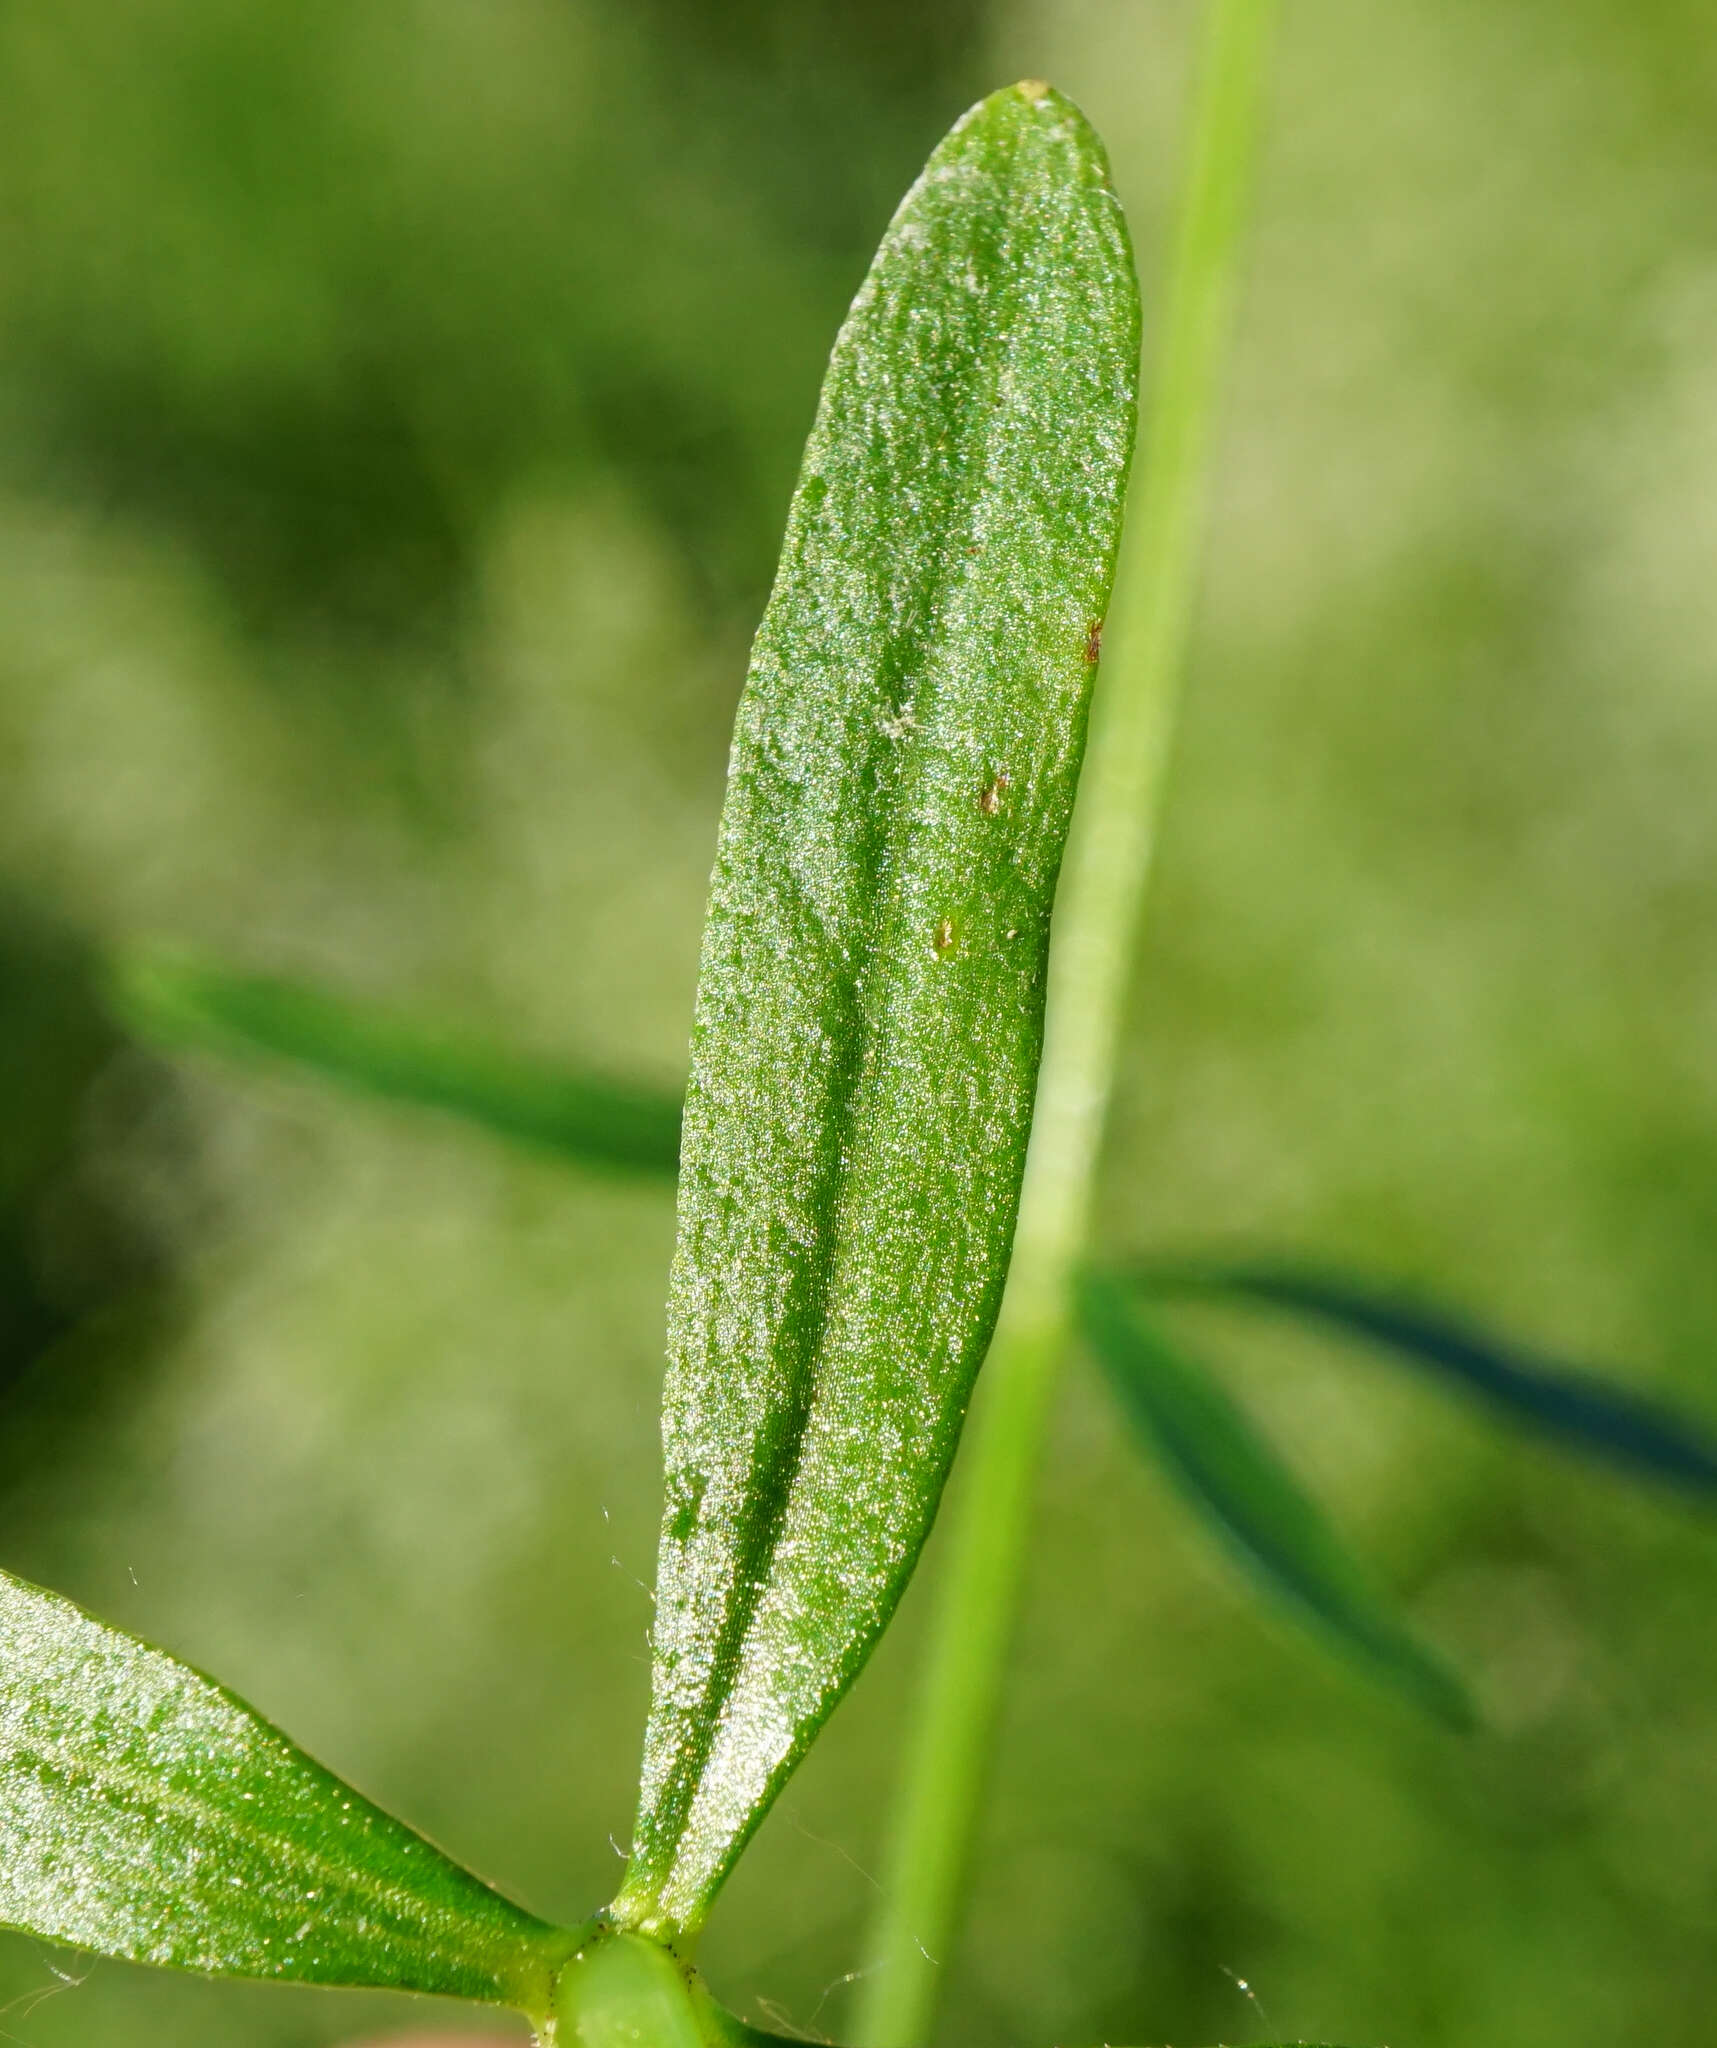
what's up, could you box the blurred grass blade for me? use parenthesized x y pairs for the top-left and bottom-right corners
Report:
(613, 83), (1140, 1938)
(1136, 1262), (1717, 1493)
(1078, 1272), (1473, 1728)
(109, 942), (683, 1176)
(0, 1568), (581, 2013)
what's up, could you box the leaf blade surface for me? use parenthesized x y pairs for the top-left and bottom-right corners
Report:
(617, 82), (1140, 1934)
(1079, 1273), (1472, 1728)
(0, 1569), (577, 2011)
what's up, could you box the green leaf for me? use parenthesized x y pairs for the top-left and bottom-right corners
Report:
(0, 1568), (581, 2012)
(1134, 1259), (1717, 1495)
(1078, 1272), (1474, 1729)
(108, 942), (683, 1176)
(612, 82), (1140, 1937)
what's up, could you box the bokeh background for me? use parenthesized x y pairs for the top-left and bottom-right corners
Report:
(3, 1), (1717, 2043)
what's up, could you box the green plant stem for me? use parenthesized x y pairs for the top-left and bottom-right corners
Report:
(851, 10), (1277, 2043)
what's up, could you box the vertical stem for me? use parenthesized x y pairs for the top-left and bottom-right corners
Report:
(850, 8), (1277, 2042)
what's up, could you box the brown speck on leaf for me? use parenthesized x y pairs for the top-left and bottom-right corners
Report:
(979, 770), (1012, 817)
(1085, 618), (1104, 664)
(933, 916), (957, 955)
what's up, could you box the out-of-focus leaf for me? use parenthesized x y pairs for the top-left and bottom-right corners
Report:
(1135, 1261), (1717, 1495)
(0, 905), (183, 1394)
(0, 1568), (582, 2012)
(1078, 1272), (1473, 1729)
(109, 943), (683, 1176)
(612, 82), (1140, 1939)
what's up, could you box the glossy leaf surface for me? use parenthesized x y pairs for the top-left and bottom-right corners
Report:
(1079, 1274), (1473, 1728)
(0, 1569), (578, 2009)
(111, 943), (682, 1176)
(615, 83), (1140, 1935)
(1137, 1261), (1717, 1493)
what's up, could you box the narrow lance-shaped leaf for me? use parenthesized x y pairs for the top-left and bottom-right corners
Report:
(0, 1568), (582, 2013)
(1134, 1261), (1717, 1494)
(613, 83), (1140, 1936)
(1078, 1273), (1474, 1729)
(109, 943), (683, 1177)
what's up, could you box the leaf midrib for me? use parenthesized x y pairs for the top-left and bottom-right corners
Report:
(0, 1723), (538, 1983)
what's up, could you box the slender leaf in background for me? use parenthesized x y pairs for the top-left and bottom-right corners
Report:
(611, 82), (1140, 1940)
(1133, 1262), (1717, 1495)
(1078, 1272), (1473, 1729)
(0, 1568), (583, 2012)
(108, 943), (683, 1177)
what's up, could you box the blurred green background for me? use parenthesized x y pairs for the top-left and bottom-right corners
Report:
(3, 1), (1717, 2044)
